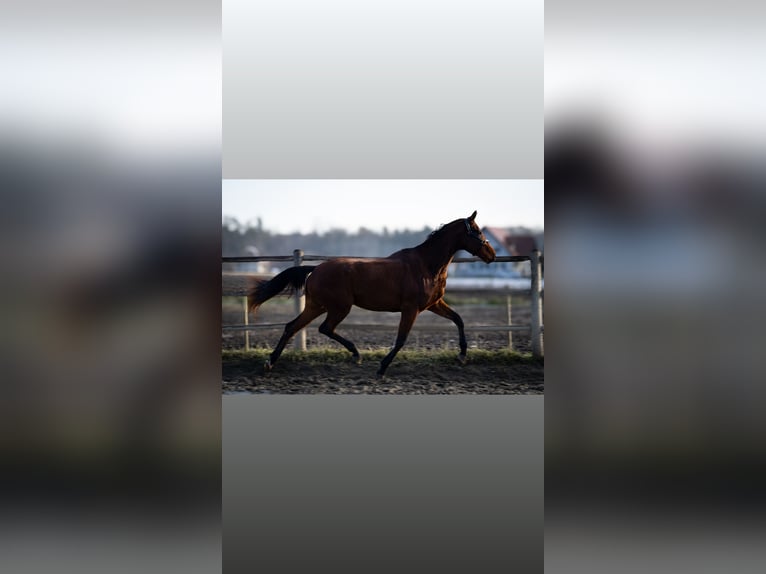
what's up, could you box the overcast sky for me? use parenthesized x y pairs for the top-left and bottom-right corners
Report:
(222, 180), (544, 234)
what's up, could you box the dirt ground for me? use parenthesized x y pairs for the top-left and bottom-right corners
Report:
(222, 295), (543, 394)
(222, 350), (543, 395)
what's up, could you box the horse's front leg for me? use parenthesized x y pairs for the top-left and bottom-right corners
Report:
(427, 299), (467, 364)
(377, 308), (418, 378)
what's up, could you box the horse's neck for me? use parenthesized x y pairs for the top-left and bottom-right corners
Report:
(417, 233), (458, 276)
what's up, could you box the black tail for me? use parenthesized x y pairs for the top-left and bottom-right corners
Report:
(247, 266), (315, 313)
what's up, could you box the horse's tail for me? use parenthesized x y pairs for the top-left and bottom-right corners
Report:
(247, 266), (315, 314)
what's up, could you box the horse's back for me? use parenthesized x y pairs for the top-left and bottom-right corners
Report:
(306, 257), (410, 312)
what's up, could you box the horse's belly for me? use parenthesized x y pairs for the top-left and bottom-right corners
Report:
(354, 295), (401, 313)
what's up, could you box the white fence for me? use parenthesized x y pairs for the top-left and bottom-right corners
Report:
(222, 250), (544, 357)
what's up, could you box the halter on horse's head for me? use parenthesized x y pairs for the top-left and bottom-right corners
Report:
(461, 211), (495, 263)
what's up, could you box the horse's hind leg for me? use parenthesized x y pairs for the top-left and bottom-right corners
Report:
(318, 306), (361, 364)
(427, 299), (468, 364)
(265, 302), (325, 372)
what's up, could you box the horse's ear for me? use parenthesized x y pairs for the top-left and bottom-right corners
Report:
(469, 210), (477, 221)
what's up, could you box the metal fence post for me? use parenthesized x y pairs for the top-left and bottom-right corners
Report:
(506, 292), (513, 350)
(243, 296), (250, 351)
(293, 249), (307, 351)
(530, 250), (544, 357)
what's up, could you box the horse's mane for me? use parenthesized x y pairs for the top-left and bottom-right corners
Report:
(427, 225), (444, 238)
(427, 219), (460, 240)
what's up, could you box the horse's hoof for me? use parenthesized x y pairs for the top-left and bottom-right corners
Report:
(375, 371), (385, 380)
(352, 354), (362, 365)
(457, 353), (467, 365)
(263, 359), (272, 373)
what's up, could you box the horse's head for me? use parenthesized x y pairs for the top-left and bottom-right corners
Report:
(460, 211), (496, 263)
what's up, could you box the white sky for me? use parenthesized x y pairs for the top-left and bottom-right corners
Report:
(222, 180), (544, 233)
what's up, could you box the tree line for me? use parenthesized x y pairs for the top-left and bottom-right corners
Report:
(223, 216), (542, 258)
(225, 217), (442, 258)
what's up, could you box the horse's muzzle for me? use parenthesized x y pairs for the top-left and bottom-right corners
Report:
(479, 244), (496, 263)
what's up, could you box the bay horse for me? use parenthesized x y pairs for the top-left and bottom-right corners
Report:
(247, 211), (496, 377)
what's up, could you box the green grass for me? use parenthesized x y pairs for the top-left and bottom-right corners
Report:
(443, 294), (529, 306)
(222, 347), (541, 366)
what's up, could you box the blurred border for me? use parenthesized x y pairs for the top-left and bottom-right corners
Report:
(546, 1), (766, 572)
(1, 2), (222, 573)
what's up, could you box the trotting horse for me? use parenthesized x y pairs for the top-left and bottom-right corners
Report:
(247, 211), (496, 377)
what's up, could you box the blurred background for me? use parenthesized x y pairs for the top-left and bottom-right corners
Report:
(546, 1), (766, 572)
(0, 2), (221, 572)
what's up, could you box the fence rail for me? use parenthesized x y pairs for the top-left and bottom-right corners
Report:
(222, 250), (544, 356)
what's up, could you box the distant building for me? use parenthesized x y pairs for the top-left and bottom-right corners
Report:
(449, 227), (542, 278)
